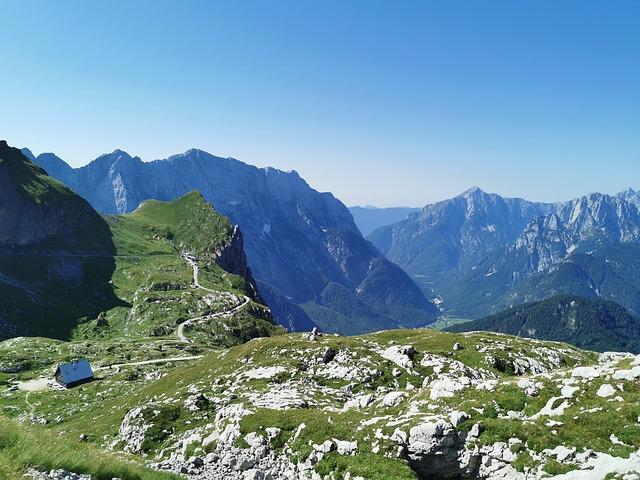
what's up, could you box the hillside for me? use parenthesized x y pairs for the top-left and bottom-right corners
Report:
(3, 328), (640, 479)
(0, 141), (118, 339)
(447, 295), (640, 353)
(27, 148), (438, 334)
(1, 142), (279, 345)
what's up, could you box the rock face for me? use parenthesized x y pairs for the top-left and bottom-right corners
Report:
(213, 225), (261, 301)
(29, 147), (438, 333)
(370, 186), (640, 320)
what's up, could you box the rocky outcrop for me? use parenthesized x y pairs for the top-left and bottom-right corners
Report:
(211, 225), (262, 301)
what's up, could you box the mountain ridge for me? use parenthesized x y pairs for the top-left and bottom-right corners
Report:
(26, 146), (438, 334)
(369, 186), (640, 319)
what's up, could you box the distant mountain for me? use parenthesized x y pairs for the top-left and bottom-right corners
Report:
(348, 205), (420, 236)
(369, 187), (557, 285)
(28, 147), (438, 334)
(444, 192), (640, 317)
(447, 294), (640, 353)
(370, 187), (640, 319)
(618, 187), (640, 208)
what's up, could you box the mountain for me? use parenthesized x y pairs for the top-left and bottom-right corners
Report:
(370, 187), (640, 319)
(29, 148), (438, 334)
(618, 187), (640, 208)
(443, 192), (640, 318)
(447, 294), (640, 353)
(1, 142), (278, 343)
(0, 141), (119, 339)
(369, 187), (557, 289)
(348, 205), (420, 236)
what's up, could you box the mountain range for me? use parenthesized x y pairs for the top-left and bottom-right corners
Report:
(21, 147), (438, 334)
(370, 186), (640, 319)
(0, 141), (283, 343)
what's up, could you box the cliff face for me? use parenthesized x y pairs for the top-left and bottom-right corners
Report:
(213, 225), (262, 302)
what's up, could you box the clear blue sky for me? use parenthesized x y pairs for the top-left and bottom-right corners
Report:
(1, 1), (638, 207)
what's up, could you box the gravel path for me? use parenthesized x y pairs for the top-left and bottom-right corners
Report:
(177, 254), (250, 343)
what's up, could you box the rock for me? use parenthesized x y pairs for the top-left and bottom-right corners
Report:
(79, 433), (88, 442)
(306, 327), (320, 341)
(408, 420), (458, 455)
(382, 391), (405, 407)
(202, 430), (220, 448)
(335, 439), (357, 455)
(531, 397), (570, 419)
(391, 428), (408, 444)
(516, 378), (539, 396)
(613, 367), (640, 380)
(188, 456), (204, 468)
(381, 345), (416, 369)
(313, 440), (334, 453)
(322, 348), (336, 364)
(236, 455), (255, 471)
(572, 366), (601, 379)
(597, 384), (617, 398)
(429, 376), (470, 399)
(561, 385), (580, 398)
(547, 445), (576, 462)
(449, 411), (469, 427)
(344, 393), (374, 410)
(116, 407), (150, 453)
(453, 342), (464, 351)
(243, 470), (265, 480)
(265, 427), (281, 439)
(204, 452), (218, 464)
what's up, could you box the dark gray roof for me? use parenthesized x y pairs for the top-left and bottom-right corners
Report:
(55, 359), (93, 384)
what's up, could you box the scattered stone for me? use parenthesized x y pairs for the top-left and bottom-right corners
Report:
(382, 391), (405, 407)
(597, 384), (616, 398)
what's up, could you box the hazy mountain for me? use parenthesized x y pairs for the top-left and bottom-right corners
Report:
(369, 187), (557, 285)
(29, 148), (438, 333)
(447, 294), (640, 353)
(349, 205), (420, 236)
(443, 192), (640, 317)
(370, 187), (640, 319)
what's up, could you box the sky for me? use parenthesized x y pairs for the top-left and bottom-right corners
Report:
(1, 1), (639, 207)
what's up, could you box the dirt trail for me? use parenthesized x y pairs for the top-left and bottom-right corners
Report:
(177, 254), (250, 343)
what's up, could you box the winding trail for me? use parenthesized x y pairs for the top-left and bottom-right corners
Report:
(177, 254), (250, 343)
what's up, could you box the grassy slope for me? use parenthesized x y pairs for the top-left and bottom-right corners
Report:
(9, 329), (632, 480)
(0, 416), (179, 480)
(74, 191), (278, 344)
